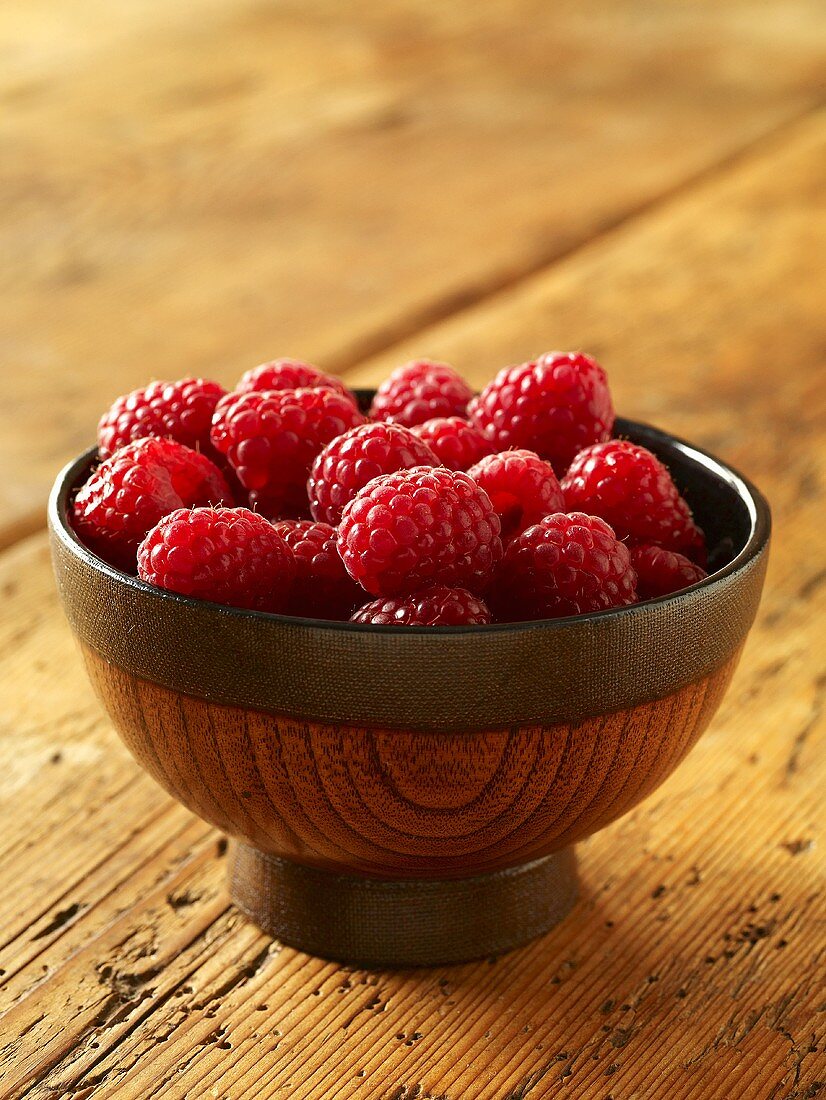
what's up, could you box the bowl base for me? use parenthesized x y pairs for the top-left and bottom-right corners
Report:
(228, 843), (578, 967)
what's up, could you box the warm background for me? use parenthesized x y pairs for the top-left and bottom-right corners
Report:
(1, 2), (824, 1097)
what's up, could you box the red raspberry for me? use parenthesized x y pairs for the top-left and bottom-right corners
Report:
(561, 439), (705, 556)
(369, 360), (473, 427)
(271, 520), (362, 620)
(411, 417), (494, 470)
(138, 507), (294, 612)
(680, 525), (709, 569)
(210, 388), (365, 518)
(97, 378), (227, 460)
(72, 438), (232, 571)
(467, 448), (564, 540)
(468, 353), (614, 474)
(308, 422), (439, 526)
(236, 359), (355, 403)
(351, 586), (492, 626)
(492, 512), (638, 621)
(630, 543), (707, 599)
(338, 466), (503, 597)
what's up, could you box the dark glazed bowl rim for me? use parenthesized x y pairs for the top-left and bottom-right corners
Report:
(48, 416), (771, 636)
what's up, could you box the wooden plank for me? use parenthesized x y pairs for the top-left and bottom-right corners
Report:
(1, 111), (824, 1098)
(1, 1), (825, 541)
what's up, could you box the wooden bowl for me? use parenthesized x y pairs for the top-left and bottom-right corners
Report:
(48, 415), (770, 966)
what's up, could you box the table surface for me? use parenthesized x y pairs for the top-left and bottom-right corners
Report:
(1, 2), (825, 1097)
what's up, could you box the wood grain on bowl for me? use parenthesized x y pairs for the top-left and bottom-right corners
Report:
(82, 645), (738, 878)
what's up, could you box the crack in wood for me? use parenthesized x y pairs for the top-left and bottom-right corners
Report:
(192, 943), (277, 1011)
(166, 888), (204, 911)
(506, 1052), (569, 1098)
(53, 951), (221, 1095)
(30, 903), (86, 942)
(785, 672), (826, 779)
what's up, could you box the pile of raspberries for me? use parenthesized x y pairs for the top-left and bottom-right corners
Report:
(71, 354), (708, 626)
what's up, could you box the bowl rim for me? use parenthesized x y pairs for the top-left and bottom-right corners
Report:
(48, 417), (771, 636)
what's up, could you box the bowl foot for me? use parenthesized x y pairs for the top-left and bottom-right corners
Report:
(228, 843), (578, 967)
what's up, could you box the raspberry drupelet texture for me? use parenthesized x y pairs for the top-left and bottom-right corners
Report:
(630, 543), (707, 599)
(369, 360), (474, 427)
(72, 438), (232, 571)
(271, 520), (362, 619)
(468, 353), (614, 475)
(235, 359), (355, 403)
(138, 507), (294, 612)
(308, 422), (439, 527)
(467, 448), (565, 540)
(561, 439), (705, 557)
(411, 417), (494, 470)
(492, 512), (638, 621)
(210, 387), (366, 518)
(351, 586), (492, 626)
(338, 466), (503, 597)
(97, 378), (227, 460)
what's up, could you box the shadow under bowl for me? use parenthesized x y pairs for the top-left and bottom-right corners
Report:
(48, 416), (770, 966)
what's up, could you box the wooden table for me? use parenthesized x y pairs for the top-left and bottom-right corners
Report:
(1, 2), (824, 1096)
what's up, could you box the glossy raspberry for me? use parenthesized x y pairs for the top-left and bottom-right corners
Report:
(271, 520), (362, 620)
(369, 360), (473, 427)
(630, 543), (707, 599)
(351, 586), (492, 626)
(411, 417), (494, 470)
(97, 378), (227, 460)
(561, 439), (705, 556)
(338, 466), (503, 597)
(308, 422), (439, 526)
(467, 448), (564, 540)
(138, 507), (294, 612)
(72, 438), (232, 571)
(492, 512), (637, 621)
(210, 388), (366, 518)
(236, 359), (355, 403)
(468, 353), (614, 475)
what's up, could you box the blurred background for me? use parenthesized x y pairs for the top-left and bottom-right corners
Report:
(1, 0), (823, 541)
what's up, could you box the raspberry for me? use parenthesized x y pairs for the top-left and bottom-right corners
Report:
(561, 439), (705, 556)
(369, 360), (473, 427)
(308, 422), (439, 526)
(97, 378), (227, 460)
(467, 449), (564, 540)
(210, 388), (365, 518)
(351, 586), (492, 626)
(271, 520), (362, 619)
(138, 507), (294, 612)
(468, 353), (614, 474)
(411, 417), (494, 470)
(338, 466), (503, 597)
(681, 526), (709, 569)
(72, 438), (232, 571)
(236, 359), (355, 403)
(630, 543), (707, 599)
(491, 512), (638, 621)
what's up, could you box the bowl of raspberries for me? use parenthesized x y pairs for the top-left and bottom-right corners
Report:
(49, 353), (770, 966)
